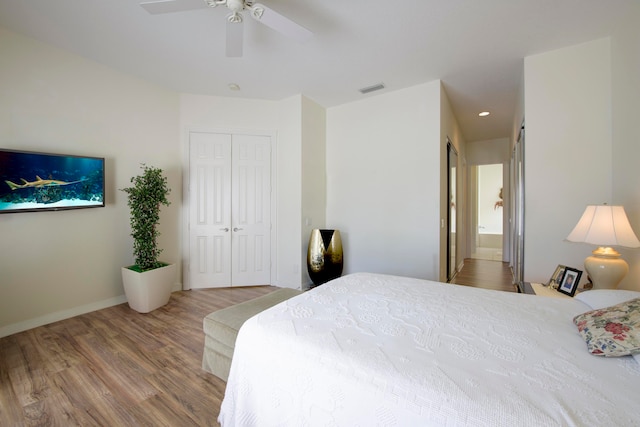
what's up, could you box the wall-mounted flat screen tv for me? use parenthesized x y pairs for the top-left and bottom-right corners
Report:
(0, 149), (105, 214)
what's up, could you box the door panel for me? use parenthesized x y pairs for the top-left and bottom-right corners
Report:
(189, 132), (232, 288)
(231, 134), (271, 286)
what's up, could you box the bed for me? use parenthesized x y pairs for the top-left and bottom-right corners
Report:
(218, 273), (640, 426)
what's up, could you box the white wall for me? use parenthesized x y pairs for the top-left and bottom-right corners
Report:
(466, 138), (510, 166)
(611, 6), (640, 290)
(278, 95), (326, 288)
(0, 27), (181, 336)
(326, 81), (441, 280)
(276, 96), (304, 288)
(301, 97), (327, 286)
(524, 38), (612, 285)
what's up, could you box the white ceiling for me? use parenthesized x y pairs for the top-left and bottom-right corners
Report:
(0, 0), (635, 142)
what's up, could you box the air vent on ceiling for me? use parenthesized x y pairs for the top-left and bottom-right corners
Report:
(359, 83), (385, 94)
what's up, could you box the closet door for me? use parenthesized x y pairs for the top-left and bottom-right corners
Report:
(188, 131), (271, 288)
(189, 132), (233, 288)
(231, 134), (271, 286)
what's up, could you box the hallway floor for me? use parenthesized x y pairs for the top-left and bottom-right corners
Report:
(450, 258), (515, 292)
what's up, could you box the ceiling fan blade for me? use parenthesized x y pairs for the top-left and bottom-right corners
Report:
(140, 0), (208, 15)
(251, 3), (312, 42)
(226, 19), (244, 57)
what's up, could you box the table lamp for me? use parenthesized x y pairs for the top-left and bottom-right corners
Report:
(565, 205), (640, 289)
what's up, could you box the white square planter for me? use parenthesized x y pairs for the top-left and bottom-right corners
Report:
(121, 263), (176, 313)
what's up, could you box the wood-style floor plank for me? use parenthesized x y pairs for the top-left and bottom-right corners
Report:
(450, 258), (515, 292)
(0, 285), (278, 427)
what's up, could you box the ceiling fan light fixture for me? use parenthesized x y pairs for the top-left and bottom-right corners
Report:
(249, 5), (265, 19)
(227, 12), (243, 23)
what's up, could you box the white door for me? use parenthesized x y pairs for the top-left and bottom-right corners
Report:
(230, 134), (271, 286)
(188, 131), (271, 288)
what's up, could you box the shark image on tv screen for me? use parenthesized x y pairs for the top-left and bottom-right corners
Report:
(0, 149), (105, 213)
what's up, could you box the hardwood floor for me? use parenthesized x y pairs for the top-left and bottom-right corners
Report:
(0, 285), (279, 427)
(1, 265), (515, 426)
(450, 258), (516, 292)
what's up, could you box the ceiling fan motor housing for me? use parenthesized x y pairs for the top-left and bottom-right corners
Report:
(226, 0), (246, 13)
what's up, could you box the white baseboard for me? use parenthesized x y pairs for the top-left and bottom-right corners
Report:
(0, 294), (128, 339)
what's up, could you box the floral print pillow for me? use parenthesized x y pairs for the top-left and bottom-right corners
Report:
(573, 297), (640, 356)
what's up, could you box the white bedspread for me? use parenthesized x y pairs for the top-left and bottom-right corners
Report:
(219, 273), (640, 426)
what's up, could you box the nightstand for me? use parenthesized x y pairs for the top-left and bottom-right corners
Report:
(519, 282), (572, 298)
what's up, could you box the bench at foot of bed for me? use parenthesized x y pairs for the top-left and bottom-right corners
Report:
(202, 288), (302, 381)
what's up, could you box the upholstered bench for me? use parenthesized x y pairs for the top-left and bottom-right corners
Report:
(202, 288), (302, 381)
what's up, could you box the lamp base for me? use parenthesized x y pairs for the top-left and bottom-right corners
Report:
(583, 247), (628, 290)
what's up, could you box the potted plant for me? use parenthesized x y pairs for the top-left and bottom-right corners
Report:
(120, 164), (175, 313)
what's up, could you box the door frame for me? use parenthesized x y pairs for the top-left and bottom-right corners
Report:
(470, 163), (505, 261)
(510, 123), (525, 286)
(181, 126), (278, 290)
(446, 139), (458, 282)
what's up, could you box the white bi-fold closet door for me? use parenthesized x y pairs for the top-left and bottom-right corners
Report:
(188, 131), (271, 288)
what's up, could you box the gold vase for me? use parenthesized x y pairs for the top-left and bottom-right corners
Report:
(307, 229), (343, 287)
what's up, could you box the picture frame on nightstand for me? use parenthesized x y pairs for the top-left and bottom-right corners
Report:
(547, 265), (567, 288)
(557, 267), (582, 297)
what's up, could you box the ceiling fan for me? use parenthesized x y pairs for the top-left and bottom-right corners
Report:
(140, 0), (313, 57)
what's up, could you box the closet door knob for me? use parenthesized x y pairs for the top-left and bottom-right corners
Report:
(233, 227), (243, 232)
(220, 227), (229, 232)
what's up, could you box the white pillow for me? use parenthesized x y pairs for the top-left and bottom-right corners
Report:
(574, 289), (640, 310)
(634, 353), (640, 365)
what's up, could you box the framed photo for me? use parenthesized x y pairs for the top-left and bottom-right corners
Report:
(547, 265), (566, 287)
(557, 267), (582, 297)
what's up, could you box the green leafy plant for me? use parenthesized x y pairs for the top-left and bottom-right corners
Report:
(121, 164), (171, 272)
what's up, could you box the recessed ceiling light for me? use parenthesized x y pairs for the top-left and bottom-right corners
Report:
(479, 111), (490, 117)
(228, 83), (240, 91)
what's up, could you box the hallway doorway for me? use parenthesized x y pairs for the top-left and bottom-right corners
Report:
(471, 163), (503, 261)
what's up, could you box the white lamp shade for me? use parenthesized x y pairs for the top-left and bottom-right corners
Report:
(566, 205), (640, 248)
